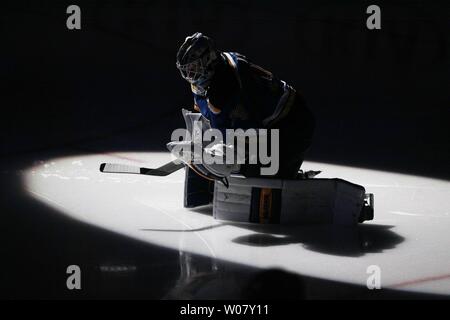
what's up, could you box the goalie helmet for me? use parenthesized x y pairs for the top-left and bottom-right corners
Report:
(176, 32), (219, 89)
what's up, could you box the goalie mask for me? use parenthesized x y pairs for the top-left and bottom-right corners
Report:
(176, 32), (219, 91)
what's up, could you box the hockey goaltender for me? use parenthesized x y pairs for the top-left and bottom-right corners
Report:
(175, 32), (315, 179)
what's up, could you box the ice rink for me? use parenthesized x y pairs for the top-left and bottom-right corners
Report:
(3, 0), (449, 301)
(13, 150), (450, 299)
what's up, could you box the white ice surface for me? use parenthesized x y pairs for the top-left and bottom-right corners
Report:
(23, 152), (450, 296)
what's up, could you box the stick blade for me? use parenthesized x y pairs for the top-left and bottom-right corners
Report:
(99, 161), (184, 176)
(99, 163), (141, 174)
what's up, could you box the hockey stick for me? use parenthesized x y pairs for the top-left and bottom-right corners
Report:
(99, 161), (184, 176)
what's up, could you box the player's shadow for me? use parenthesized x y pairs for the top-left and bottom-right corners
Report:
(186, 206), (404, 257)
(231, 224), (404, 257)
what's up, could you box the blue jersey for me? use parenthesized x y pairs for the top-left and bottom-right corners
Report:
(192, 52), (288, 134)
(193, 93), (233, 132)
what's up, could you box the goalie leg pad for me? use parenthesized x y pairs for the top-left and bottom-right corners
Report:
(184, 167), (214, 208)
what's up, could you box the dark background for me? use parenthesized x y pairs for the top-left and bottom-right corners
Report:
(2, 0), (450, 179)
